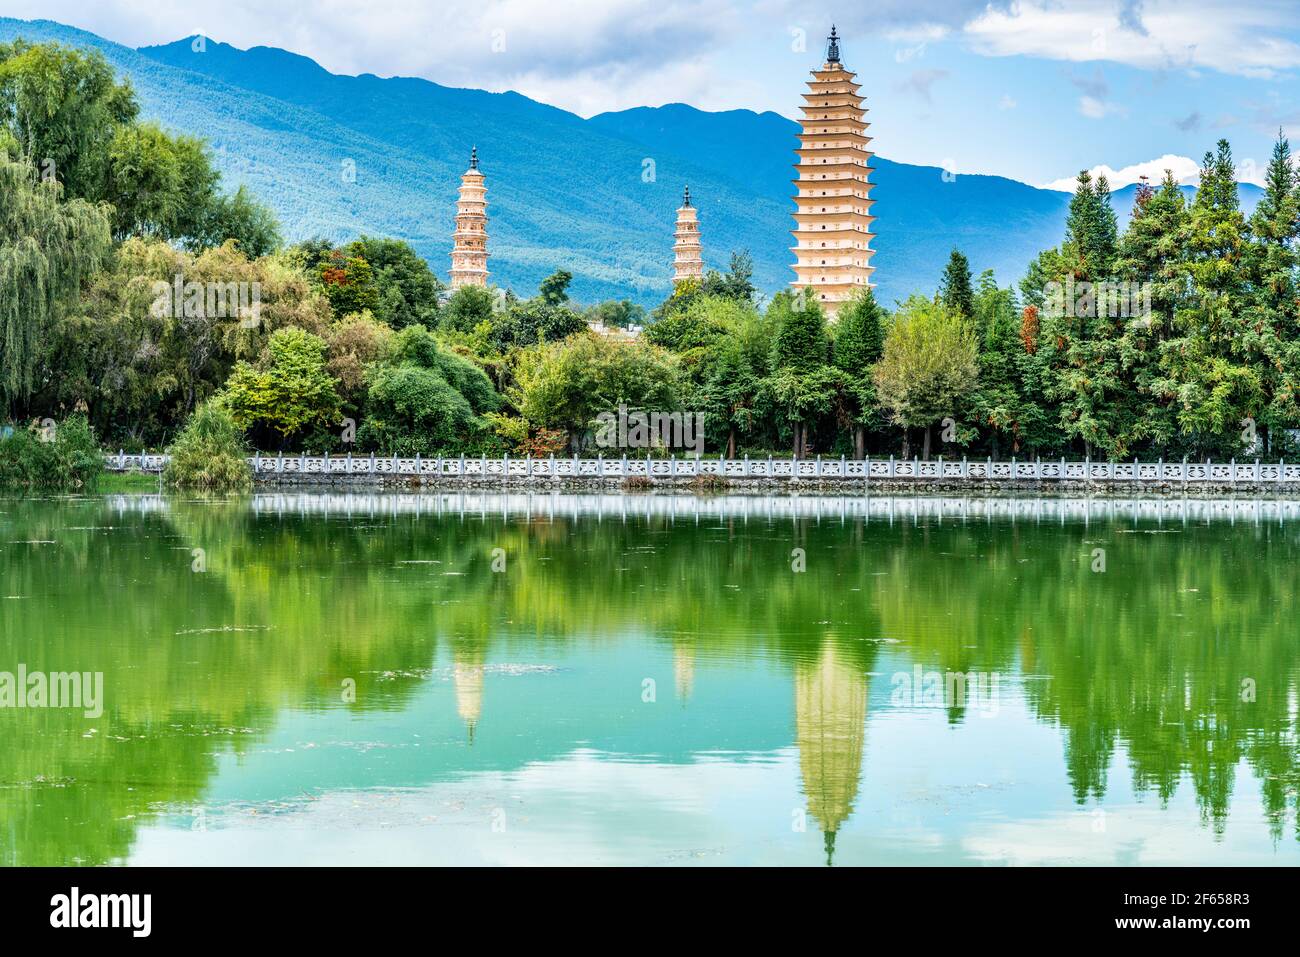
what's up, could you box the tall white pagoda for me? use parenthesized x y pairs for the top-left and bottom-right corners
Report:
(449, 147), (489, 289)
(790, 27), (876, 318)
(672, 185), (704, 286)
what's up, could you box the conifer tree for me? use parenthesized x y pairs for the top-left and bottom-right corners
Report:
(832, 288), (886, 457)
(765, 290), (836, 456)
(1163, 140), (1262, 455)
(939, 249), (976, 321)
(1244, 132), (1300, 454)
(1113, 172), (1189, 454)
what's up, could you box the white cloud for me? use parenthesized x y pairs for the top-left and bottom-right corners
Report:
(965, 0), (1300, 78)
(998, 94), (1017, 110)
(1042, 152), (1274, 191)
(1041, 154), (1201, 191)
(1078, 95), (1127, 120)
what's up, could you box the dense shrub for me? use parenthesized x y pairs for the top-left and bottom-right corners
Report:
(162, 400), (253, 493)
(0, 415), (103, 491)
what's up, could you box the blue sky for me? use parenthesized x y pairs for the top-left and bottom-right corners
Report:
(9, 0), (1300, 189)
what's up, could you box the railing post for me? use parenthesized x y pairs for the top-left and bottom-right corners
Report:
(598, 453), (604, 478)
(503, 452), (509, 484)
(1182, 455), (1187, 488)
(743, 453), (750, 477)
(670, 453), (676, 478)
(962, 456), (968, 479)
(527, 455), (533, 478)
(889, 455), (895, 478)
(1231, 458), (1237, 487)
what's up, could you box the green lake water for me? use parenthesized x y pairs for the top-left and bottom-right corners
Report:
(2, 491), (1298, 866)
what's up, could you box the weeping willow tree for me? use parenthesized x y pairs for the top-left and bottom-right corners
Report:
(0, 150), (111, 414)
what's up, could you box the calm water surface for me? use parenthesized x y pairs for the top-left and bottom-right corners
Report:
(2, 491), (1298, 866)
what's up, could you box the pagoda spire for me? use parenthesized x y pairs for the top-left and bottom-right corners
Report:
(789, 27), (875, 319)
(672, 185), (703, 286)
(449, 147), (489, 289)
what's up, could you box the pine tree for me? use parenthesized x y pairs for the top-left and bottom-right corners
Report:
(939, 249), (976, 321)
(765, 290), (836, 455)
(1064, 170), (1119, 279)
(1113, 171), (1189, 454)
(1245, 132), (1300, 454)
(970, 271), (1026, 457)
(832, 288), (886, 457)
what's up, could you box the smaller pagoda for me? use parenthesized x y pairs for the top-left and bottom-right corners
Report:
(449, 147), (489, 289)
(672, 185), (704, 286)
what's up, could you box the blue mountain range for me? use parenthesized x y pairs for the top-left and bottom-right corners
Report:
(0, 18), (1263, 308)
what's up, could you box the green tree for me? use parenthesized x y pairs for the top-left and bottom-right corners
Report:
(969, 272), (1030, 457)
(222, 327), (342, 448)
(0, 151), (112, 413)
(502, 334), (681, 451)
(939, 249), (975, 320)
(586, 299), (646, 330)
(538, 269), (573, 306)
(1113, 172), (1189, 455)
(349, 236), (443, 329)
(0, 41), (138, 203)
(1244, 132), (1300, 454)
(103, 122), (217, 240)
(765, 290), (837, 456)
(872, 296), (979, 458)
(832, 288), (886, 457)
(355, 325), (501, 455)
(189, 186), (282, 259)
(1064, 170), (1119, 279)
(1160, 140), (1262, 455)
(697, 300), (772, 456)
(318, 252), (380, 319)
(702, 250), (757, 303)
(441, 284), (496, 334)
